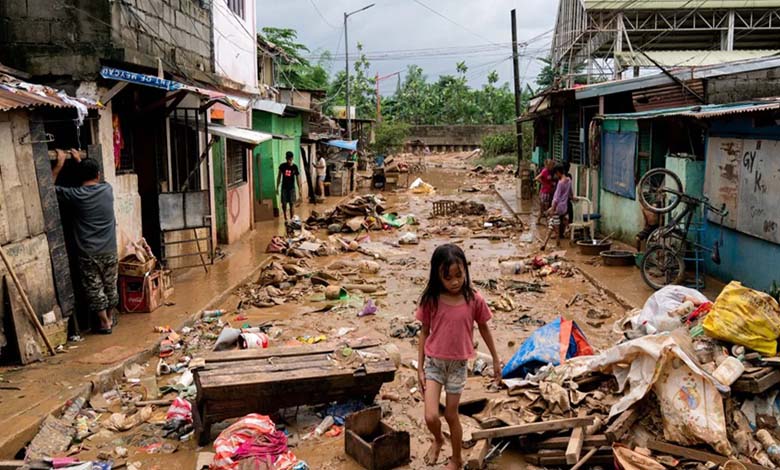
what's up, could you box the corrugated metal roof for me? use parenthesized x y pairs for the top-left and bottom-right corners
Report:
(584, 0), (780, 10)
(600, 99), (780, 120)
(0, 73), (98, 112)
(615, 50), (780, 68)
(576, 55), (780, 99)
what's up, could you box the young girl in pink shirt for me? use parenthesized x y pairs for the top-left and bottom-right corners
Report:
(416, 244), (502, 469)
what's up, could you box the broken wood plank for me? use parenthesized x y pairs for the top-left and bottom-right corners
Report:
(605, 405), (642, 442)
(465, 438), (491, 470)
(471, 417), (594, 440)
(570, 447), (599, 470)
(646, 440), (767, 470)
(565, 424), (586, 464)
(200, 337), (381, 363)
(526, 434), (609, 450)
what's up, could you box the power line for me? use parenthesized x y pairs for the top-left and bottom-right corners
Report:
(308, 0), (340, 30)
(410, 0), (503, 47)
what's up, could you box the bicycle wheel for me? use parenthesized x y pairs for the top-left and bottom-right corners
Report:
(648, 226), (684, 251)
(641, 245), (685, 290)
(638, 168), (683, 214)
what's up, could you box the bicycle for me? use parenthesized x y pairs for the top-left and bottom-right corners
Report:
(637, 168), (728, 290)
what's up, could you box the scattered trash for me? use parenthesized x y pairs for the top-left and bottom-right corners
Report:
(358, 299), (378, 317)
(398, 231), (419, 245)
(409, 177), (435, 194)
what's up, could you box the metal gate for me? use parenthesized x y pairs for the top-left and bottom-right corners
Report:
(160, 108), (213, 271)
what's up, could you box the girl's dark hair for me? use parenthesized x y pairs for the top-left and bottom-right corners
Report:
(419, 244), (475, 312)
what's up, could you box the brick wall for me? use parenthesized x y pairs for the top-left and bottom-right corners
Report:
(707, 67), (780, 104)
(0, 0), (213, 81)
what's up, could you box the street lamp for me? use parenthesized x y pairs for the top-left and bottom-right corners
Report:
(344, 3), (375, 141)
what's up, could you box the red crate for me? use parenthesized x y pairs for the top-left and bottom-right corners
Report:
(119, 271), (162, 313)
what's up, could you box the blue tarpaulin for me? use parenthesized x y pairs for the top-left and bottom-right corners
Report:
(325, 140), (359, 151)
(501, 317), (593, 379)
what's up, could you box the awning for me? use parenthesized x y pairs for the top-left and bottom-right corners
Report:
(100, 66), (252, 112)
(208, 122), (272, 146)
(0, 72), (99, 113)
(253, 99), (287, 116)
(325, 139), (358, 151)
(599, 98), (780, 121)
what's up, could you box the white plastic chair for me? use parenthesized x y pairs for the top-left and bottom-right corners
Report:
(570, 196), (596, 241)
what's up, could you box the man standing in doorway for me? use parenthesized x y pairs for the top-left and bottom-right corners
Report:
(53, 149), (118, 334)
(277, 151), (301, 221)
(315, 153), (327, 202)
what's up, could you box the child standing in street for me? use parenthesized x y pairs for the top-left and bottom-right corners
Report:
(417, 244), (502, 469)
(542, 165), (573, 250)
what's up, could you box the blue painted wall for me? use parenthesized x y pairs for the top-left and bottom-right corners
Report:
(703, 116), (780, 291)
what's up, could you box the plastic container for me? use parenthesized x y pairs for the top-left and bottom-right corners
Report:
(315, 416), (335, 436)
(713, 356), (745, 386)
(201, 309), (224, 319)
(239, 332), (269, 349)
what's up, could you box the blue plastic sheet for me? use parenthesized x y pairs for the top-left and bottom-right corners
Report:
(501, 317), (592, 379)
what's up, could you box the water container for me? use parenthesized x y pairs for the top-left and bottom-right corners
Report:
(713, 356), (745, 386)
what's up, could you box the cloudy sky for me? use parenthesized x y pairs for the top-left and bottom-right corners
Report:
(256, 0), (558, 93)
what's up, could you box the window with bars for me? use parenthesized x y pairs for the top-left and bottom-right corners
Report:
(227, 0), (244, 19)
(226, 139), (247, 186)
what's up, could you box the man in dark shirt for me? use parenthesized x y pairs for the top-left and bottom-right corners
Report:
(276, 151), (301, 221)
(53, 149), (118, 334)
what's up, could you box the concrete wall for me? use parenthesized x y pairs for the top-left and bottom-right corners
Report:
(598, 189), (643, 243)
(406, 125), (514, 147)
(0, 0), (212, 81)
(707, 66), (780, 104)
(95, 99), (143, 259)
(212, 0), (257, 93)
(226, 183), (251, 243)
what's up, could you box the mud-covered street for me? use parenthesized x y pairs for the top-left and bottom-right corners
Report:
(4, 153), (650, 470)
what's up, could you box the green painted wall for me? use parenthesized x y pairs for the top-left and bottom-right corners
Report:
(213, 136), (227, 243)
(252, 111), (302, 210)
(598, 189), (643, 242)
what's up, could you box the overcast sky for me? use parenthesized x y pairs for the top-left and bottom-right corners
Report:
(256, 0), (557, 93)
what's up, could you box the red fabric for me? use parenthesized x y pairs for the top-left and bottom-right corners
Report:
(539, 167), (554, 194)
(559, 318), (573, 363)
(416, 292), (493, 360)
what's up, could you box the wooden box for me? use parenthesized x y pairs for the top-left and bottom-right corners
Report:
(161, 269), (174, 299)
(118, 255), (156, 277)
(345, 407), (410, 470)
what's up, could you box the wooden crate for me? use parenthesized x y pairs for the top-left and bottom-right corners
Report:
(193, 339), (396, 445)
(345, 407), (410, 470)
(733, 366), (780, 394)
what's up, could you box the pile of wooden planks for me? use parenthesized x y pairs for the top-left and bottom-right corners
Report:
(193, 338), (396, 445)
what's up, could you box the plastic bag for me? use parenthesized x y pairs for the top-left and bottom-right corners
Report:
(703, 281), (780, 355)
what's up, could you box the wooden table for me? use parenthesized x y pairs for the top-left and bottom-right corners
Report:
(193, 339), (396, 444)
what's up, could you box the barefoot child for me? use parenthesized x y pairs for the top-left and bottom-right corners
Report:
(416, 244), (502, 469)
(542, 165), (572, 250)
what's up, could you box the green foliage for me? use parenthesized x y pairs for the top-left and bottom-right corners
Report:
(259, 27), (330, 90)
(326, 43), (376, 118)
(476, 153), (518, 169)
(481, 131), (517, 158)
(536, 56), (587, 91)
(371, 121), (410, 155)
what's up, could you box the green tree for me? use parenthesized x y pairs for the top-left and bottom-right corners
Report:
(535, 56), (587, 91)
(372, 121), (410, 155)
(326, 43), (375, 118)
(259, 27), (330, 90)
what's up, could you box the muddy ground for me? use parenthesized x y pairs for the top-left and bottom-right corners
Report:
(35, 153), (634, 470)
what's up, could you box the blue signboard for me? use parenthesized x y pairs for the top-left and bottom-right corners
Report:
(100, 66), (182, 91)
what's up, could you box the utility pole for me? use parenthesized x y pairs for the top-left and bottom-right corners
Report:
(344, 4), (375, 141)
(511, 9), (523, 168)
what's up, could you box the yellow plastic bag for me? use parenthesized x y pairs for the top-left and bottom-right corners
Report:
(703, 281), (780, 355)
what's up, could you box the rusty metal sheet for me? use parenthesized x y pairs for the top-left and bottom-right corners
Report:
(0, 74), (99, 112)
(632, 81), (704, 112)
